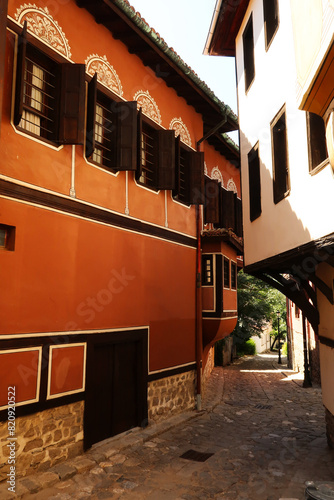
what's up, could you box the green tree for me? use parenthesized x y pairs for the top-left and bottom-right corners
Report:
(233, 270), (286, 350)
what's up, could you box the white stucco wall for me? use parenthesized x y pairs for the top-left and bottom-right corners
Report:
(235, 0), (334, 268)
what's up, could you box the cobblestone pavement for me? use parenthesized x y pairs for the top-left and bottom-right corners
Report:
(8, 354), (334, 499)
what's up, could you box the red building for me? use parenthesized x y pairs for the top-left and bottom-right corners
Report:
(0, 0), (242, 478)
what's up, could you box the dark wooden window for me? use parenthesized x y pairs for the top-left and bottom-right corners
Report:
(173, 138), (204, 205)
(0, 224), (15, 251)
(14, 22), (85, 145)
(243, 14), (255, 91)
(224, 257), (230, 288)
(263, 0), (279, 49)
(295, 305), (300, 319)
(204, 176), (220, 224)
(86, 74), (137, 172)
(271, 105), (290, 204)
(136, 111), (175, 190)
(202, 255), (213, 286)
(248, 143), (262, 221)
(307, 112), (328, 172)
(231, 262), (237, 290)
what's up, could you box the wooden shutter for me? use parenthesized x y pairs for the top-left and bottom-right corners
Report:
(272, 111), (289, 204)
(14, 21), (27, 126)
(248, 145), (261, 221)
(235, 196), (243, 236)
(221, 188), (235, 229)
(135, 107), (142, 180)
(173, 135), (181, 197)
(115, 101), (137, 171)
(85, 73), (97, 158)
(204, 177), (220, 224)
(189, 151), (204, 205)
(59, 63), (85, 144)
(156, 130), (175, 190)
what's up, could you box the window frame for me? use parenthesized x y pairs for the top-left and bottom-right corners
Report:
(306, 112), (329, 175)
(202, 254), (214, 287)
(14, 22), (85, 147)
(248, 142), (262, 222)
(263, 0), (279, 50)
(223, 257), (230, 289)
(173, 137), (204, 206)
(0, 224), (16, 251)
(242, 14), (255, 92)
(231, 261), (237, 290)
(271, 104), (290, 204)
(136, 118), (160, 191)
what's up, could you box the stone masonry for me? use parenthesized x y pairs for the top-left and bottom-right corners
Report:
(147, 370), (196, 423)
(0, 401), (83, 483)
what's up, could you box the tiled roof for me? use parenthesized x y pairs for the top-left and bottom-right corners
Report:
(113, 0), (238, 126)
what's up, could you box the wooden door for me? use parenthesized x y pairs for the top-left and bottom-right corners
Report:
(84, 330), (148, 449)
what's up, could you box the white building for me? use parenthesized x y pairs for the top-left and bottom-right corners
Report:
(205, 0), (334, 445)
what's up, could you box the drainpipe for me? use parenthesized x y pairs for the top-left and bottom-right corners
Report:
(195, 203), (203, 411)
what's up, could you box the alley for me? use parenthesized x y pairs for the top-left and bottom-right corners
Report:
(14, 355), (334, 499)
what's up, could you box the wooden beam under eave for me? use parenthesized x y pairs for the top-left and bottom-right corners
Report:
(0, 0), (8, 138)
(254, 271), (319, 334)
(309, 273), (334, 305)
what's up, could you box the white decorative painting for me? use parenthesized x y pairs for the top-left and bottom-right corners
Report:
(169, 117), (192, 147)
(15, 4), (71, 59)
(211, 166), (224, 186)
(227, 178), (237, 193)
(134, 90), (162, 125)
(204, 162), (208, 176)
(85, 54), (123, 97)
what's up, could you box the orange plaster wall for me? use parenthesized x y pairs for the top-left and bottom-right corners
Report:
(203, 141), (241, 197)
(0, 349), (40, 406)
(49, 345), (85, 396)
(4, 1), (204, 236)
(0, 198), (196, 370)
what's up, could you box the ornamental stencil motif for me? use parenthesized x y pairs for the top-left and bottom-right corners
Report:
(85, 55), (123, 97)
(211, 166), (224, 186)
(133, 90), (161, 125)
(15, 4), (71, 59)
(169, 118), (192, 147)
(227, 178), (237, 193)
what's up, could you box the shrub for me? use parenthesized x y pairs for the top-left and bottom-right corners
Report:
(282, 342), (288, 356)
(237, 339), (256, 356)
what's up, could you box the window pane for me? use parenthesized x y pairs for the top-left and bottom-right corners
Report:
(0, 228), (6, 247)
(307, 112), (328, 171)
(224, 258), (230, 288)
(243, 15), (255, 91)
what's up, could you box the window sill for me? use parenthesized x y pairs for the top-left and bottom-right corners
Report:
(309, 158), (330, 176)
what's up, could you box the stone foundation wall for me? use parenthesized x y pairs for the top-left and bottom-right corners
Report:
(148, 370), (196, 423)
(325, 407), (334, 448)
(202, 347), (214, 397)
(0, 401), (83, 483)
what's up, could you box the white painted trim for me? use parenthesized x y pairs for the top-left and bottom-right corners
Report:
(0, 346), (42, 410)
(8, 16), (73, 62)
(149, 361), (195, 376)
(69, 145), (76, 198)
(83, 155), (120, 177)
(203, 316), (238, 320)
(0, 326), (150, 340)
(125, 171), (129, 215)
(133, 174), (160, 194)
(170, 190), (191, 209)
(47, 343), (87, 400)
(164, 190), (168, 227)
(0, 176), (197, 247)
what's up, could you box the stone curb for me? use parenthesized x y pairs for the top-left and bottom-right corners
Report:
(6, 409), (205, 499)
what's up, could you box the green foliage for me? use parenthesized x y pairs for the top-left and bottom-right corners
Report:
(233, 270), (286, 348)
(237, 339), (256, 356)
(282, 342), (288, 356)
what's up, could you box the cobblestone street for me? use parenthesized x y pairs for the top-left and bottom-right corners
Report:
(8, 354), (334, 500)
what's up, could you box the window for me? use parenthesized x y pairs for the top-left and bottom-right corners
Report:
(243, 14), (255, 92)
(248, 143), (262, 221)
(224, 258), (230, 288)
(138, 121), (158, 188)
(86, 73), (137, 171)
(173, 136), (205, 205)
(14, 22), (85, 145)
(295, 306), (300, 319)
(307, 112), (329, 173)
(204, 176), (220, 224)
(271, 105), (290, 204)
(0, 224), (15, 251)
(263, 0), (279, 49)
(231, 262), (237, 290)
(202, 255), (213, 286)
